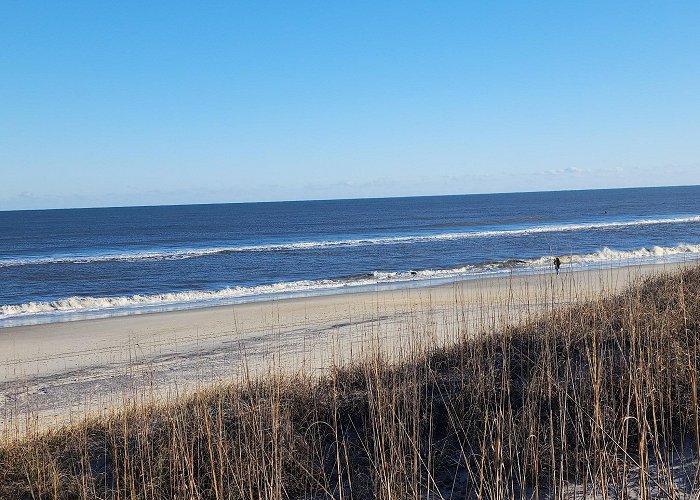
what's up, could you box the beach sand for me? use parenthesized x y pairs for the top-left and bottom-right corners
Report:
(0, 261), (692, 428)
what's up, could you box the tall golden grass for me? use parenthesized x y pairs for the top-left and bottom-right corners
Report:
(2, 266), (700, 498)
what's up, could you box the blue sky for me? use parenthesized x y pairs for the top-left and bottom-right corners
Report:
(1, 1), (699, 210)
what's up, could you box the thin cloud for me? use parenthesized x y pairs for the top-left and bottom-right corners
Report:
(545, 167), (589, 176)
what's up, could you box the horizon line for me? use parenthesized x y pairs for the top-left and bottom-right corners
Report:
(2, 182), (699, 213)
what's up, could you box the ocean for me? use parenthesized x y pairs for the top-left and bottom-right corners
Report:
(2, 185), (700, 327)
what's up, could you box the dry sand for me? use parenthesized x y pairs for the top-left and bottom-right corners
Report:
(0, 261), (692, 428)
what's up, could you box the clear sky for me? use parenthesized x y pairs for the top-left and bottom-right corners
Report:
(1, 1), (699, 210)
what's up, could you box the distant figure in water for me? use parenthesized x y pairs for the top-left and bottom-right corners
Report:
(554, 257), (561, 275)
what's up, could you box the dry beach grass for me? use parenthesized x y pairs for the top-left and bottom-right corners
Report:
(2, 264), (700, 498)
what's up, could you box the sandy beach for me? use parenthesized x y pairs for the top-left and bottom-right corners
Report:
(0, 261), (692, 428)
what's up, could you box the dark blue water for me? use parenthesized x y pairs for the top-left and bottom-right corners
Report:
(2, 186), (700, 326)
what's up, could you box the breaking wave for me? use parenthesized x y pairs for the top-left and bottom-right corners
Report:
(3, 242), (700, 321)
(534, 243), (700, 265)
(2, 215), (700, 269)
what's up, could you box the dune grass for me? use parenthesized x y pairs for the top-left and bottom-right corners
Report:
(2, 266), (700, 498)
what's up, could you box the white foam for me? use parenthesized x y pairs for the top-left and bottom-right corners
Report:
(2, 215), (699, 268)
(531, 242), (700, 266)
(3, 242), (700, 322)
(0, 279), (351, 318)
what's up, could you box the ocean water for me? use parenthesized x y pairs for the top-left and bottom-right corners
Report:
(2, 185), (700, 327)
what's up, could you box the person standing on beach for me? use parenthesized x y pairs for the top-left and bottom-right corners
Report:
(554, 257), (561, 275)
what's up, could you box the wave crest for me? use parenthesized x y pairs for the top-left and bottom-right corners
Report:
(2, 215), (699, 269)
(3, 242), (700, 322)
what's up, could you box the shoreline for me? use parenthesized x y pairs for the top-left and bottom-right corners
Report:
(3, 251), (700, 329)
(0, 260), (694, 427)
